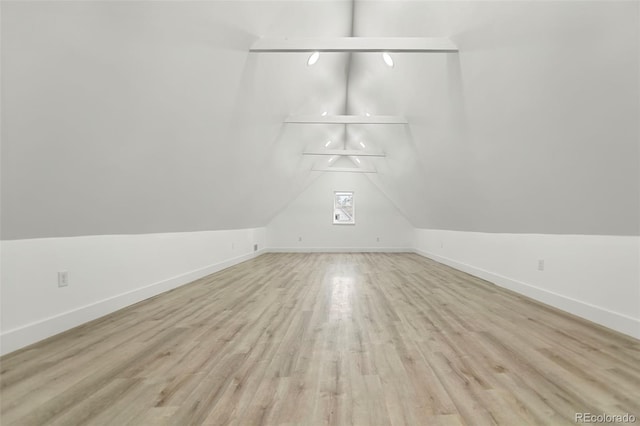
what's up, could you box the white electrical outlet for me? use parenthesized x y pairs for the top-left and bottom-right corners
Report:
(231, 242), (235, 250)
(376, 237), (380, 242)
(58, 271), (69, 287)
(298, 236), (302, 242)
(538, 259), (545, 271)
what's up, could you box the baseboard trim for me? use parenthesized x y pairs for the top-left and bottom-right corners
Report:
(413, 249), (640, 339)
(0, 249), (266, 355)
(267, 247), (413, 253)
(6, 246), (635, 355)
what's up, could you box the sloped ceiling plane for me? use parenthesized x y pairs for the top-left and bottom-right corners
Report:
(1, 1), (637, 239)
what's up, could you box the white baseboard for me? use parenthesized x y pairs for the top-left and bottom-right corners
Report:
(414, 248), (640, 339)
(4, 242), (635, 356)
(1, 249), (265, 355)
(266, 247), (413, 253)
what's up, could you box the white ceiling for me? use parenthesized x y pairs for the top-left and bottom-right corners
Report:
(1, 1), (638, 239)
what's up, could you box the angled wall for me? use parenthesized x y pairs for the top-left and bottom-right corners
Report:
(349, 0), (639, 236)
(1, 0), (353, 239)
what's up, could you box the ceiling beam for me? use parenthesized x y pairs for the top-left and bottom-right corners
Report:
(250, 37), (458, 53)
(303, 149), (385, 157)
(312, 167), (377, 173)
(286, 115), (407, 124)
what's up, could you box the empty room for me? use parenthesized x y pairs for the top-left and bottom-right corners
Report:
(1, 0), (639, 425)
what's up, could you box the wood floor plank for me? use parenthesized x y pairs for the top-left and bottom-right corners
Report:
(2, 253), (639, 425)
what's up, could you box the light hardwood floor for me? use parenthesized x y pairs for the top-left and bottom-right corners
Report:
(1, 253), (639, 425)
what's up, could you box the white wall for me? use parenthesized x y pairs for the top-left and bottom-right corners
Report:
(1, 1), (352, 239)
(267, 172), (413, 251)
(351, 1), (639, 235)
(3, 224), (637, 355)
(414, 229), (640, 339)
(0, 227), (266, 355)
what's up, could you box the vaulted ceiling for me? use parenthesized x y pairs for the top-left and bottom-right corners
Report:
(1, 1), (638, 239)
